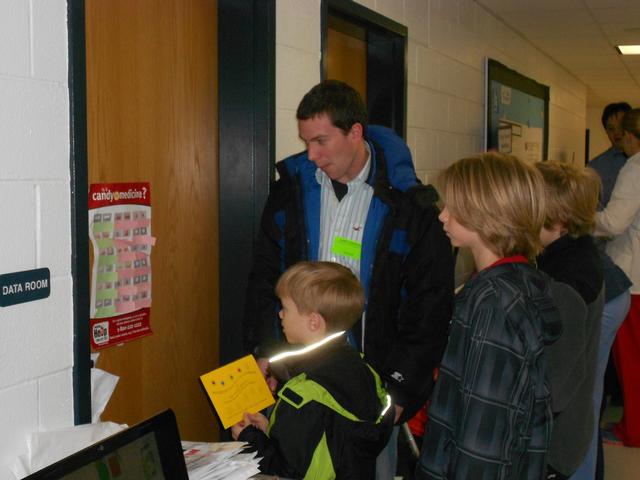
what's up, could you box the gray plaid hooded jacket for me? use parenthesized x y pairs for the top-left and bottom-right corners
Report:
(416, 261), (561, 480)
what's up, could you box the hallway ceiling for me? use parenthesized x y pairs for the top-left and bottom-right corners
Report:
(476, 0), (640, 108)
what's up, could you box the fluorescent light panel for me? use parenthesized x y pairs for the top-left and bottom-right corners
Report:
(617, 45), (640, 55)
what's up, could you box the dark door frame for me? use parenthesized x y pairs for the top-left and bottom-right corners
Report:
(68, 0), (91, 425)
(218, 0), (275, 365)
(67, 0), (275, 423)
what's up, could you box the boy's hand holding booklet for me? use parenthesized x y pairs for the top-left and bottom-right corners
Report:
(200, 354), (275, 429)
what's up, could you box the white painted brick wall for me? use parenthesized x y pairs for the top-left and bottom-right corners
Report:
(0, 0), (30, 77)
(276, 0), (588, 284)
(276, 0), (321, 53)
(374, 0), (404, 24)
(0, 277), (73, 387)
(0, 0), (72, 469)
(0, 77), (70, 179)
(32, 0), (69, 82)
(38, 369), (74, 431)
(0, 382), (38, 462)
(405, 0), (427, 45)
(275, 0), (321, 163)
(0, 183), (37, 272)
(39, 183), (72, 275)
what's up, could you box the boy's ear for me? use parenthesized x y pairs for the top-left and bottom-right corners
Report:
(308, 312), (326, 332)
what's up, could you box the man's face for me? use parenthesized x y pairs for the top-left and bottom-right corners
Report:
(298, 114), (363, 183)
(605, 111), (625, 150)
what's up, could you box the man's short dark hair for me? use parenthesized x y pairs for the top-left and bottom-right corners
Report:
(296, 80), (368, 133)
(601, 102), (632, 128)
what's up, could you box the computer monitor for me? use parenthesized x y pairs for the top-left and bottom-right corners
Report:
(23, 409), (189, 480)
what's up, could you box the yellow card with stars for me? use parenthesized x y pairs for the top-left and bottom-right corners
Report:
(200, 354), (275, 429)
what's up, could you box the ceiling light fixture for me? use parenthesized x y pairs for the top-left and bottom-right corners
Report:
(616, 45), (640, 55)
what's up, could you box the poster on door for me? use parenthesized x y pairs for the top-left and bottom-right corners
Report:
(88, 182), (156, 350)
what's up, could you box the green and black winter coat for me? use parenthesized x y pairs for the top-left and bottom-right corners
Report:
(239, 334), (394, 479)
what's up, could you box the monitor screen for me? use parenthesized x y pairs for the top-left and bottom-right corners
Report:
(24, 410), (189, 480)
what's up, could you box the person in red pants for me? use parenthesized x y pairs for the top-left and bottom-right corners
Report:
(596, 108), (640, 447)
(611, 297), (640, 446)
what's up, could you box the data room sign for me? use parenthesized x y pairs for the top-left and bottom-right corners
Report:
(0, 268), (51, 307)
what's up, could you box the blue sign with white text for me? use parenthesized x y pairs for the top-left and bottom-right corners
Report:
(0, 268), (50, 307)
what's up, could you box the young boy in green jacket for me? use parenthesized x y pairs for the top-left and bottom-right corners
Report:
(232, 261), (393, 479)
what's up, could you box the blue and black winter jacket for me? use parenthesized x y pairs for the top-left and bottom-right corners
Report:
(244, 125), (454, 421)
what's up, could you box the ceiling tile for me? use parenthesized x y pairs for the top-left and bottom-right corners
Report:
(589, 7), (640, 24)
(479, 0), (584, 13)
(477, 0), (640, 107)
(584, 0), (640, 8)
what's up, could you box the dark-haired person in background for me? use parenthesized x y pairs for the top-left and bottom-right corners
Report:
(243, 80), (454, 479)
(589, 102), (631, 207)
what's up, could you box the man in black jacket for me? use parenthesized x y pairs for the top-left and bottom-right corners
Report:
(243, 80), (454, 478)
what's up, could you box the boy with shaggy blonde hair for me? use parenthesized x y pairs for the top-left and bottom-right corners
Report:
(538, 161), (601, 240)
(535, 161), (604, 479)
(232, 261), (393, 479)
(416, 153), (561, 480)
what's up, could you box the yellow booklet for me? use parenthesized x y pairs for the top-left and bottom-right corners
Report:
(200, 354), (275, 429)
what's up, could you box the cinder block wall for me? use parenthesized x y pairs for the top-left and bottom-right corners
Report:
(275, 0), (588, 282)
(0, 0), (73, 467)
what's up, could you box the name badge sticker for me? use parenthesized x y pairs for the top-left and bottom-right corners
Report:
(331, 237), (362, 260)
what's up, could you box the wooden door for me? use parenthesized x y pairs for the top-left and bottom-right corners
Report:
(326, 14), (367, 102)
(85, 0), (219, 441)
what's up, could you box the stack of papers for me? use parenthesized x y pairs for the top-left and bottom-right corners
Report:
(182, 441), (262, 480)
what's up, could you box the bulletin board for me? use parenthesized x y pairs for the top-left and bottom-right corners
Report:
(485, 58), (549, 163)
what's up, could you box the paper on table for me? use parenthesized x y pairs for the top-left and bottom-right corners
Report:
(183, 441), (245, 471)
(182, 441), (260, 480)
(91, 368), (119, 423)
(200, 355), (275, 429)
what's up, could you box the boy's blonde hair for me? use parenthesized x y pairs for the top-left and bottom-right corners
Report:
(275, 261), (364, 332)
(535, 161), (601, 236)
(438, 152), (546, 259)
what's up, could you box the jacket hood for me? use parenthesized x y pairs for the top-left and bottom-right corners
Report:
(528, 272), (563, 346)
(278, 124), (420, 193)
(365, 125), (419, 192)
